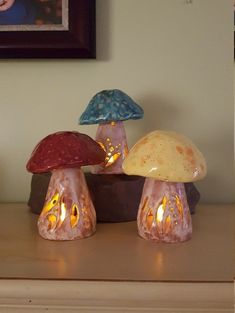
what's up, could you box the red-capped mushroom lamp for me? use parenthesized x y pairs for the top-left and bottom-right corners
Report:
(122, 131), (207, 243)
(26, 131), (105, 241)
(79, 89), (144, 174)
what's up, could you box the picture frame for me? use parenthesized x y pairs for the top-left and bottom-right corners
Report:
(0, 0), (96, 59)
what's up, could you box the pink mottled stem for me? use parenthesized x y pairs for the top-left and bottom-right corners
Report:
(91, 121), (128, 174)
(137, 179), (192, 242)
(38, 168), (96, 240)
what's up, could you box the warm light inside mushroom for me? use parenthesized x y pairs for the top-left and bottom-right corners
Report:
(175, 194), (183, 220)
(137, 180), (192, 243)
(38, 168), (96, 240)
(59, 202), (67, 225)
(42, 194), (69, 230)
(47, 214), (57, 230)
(144, 196), (173, 234)
(91, 121), (129, 174)
(146, 210), (154, 229)
(70, 204), (79, 228)
(42, 192), (59, 215)
(43, 197), (82, 232)
(98, 138), (122, 168)
(156, 196), (167, 223)
(156, 204), (164, 223)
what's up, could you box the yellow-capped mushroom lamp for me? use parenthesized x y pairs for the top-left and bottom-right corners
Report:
(122, 131), (207, 242)
(26, 131), (105, 241)
(79, 89), (144, 174)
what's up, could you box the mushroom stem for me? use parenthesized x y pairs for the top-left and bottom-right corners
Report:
(91, 121), (128, 174)
(137, 179), (192, 242)
(38, 168), (96, 240)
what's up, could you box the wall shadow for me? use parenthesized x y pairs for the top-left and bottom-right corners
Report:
(126, 94), (181, 143)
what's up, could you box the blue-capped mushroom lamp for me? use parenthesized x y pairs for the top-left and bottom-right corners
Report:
(79, 89), (144, 174)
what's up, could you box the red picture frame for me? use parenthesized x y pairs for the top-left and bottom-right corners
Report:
(0, 0), (96, 58)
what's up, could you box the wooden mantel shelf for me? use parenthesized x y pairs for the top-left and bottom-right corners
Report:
(0, 203), (233, 312)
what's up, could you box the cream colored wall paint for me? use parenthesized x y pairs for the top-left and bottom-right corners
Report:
(0, 0), (234, 203)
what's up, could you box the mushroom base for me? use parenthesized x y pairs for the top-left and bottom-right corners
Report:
(138, 179), (192, 243)
(38, 168), (96, 241)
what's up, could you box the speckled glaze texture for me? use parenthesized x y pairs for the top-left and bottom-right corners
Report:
(26, 131), (105, 174)
(38, 168), (96, 241)
(122, 130), (207, 183)
(91, 121), (128, 174)
(79, 89), (144, 125)
(137, 179), (192, 242)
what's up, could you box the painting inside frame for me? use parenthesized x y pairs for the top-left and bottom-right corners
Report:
(0, 0), (68, 31)
(0, 0), (96, 58)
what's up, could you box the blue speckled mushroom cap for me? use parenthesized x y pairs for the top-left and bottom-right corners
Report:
(79, 89), (144, 125)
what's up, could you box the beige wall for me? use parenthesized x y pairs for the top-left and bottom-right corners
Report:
(0, 0), (234, 203)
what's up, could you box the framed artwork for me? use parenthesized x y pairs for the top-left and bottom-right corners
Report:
(0, 0), (96, 58)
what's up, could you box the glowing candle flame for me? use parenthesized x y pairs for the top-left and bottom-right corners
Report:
(106, 152), (121, 167)
(60, 202), (66, 223)
(156, 204), (164, 222)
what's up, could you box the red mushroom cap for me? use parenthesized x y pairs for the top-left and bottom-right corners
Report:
(26, 131), (106, 173)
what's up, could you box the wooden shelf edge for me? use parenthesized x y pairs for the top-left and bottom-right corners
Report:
(0, 280), (233, 313)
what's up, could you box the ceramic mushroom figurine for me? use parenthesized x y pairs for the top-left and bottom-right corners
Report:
(26, 131), (105, 241)
(122, 131), (207, 243)
(79, 89), (144, 174)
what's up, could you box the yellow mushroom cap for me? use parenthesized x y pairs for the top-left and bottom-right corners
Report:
(122, 130), (207, 183)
